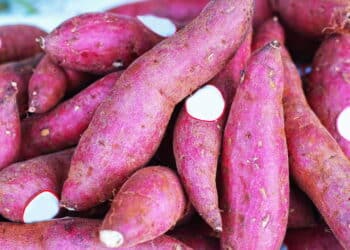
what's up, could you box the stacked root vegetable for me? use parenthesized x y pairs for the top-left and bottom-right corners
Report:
(0, 0), (349, 249)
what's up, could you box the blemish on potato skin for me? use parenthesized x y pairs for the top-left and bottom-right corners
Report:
(40, 128), (50, 137)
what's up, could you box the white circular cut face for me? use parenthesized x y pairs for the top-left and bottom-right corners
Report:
(23, 191), (60, 223)
(100, 230), (124, 248)
(186, 85), (226, 121)
(337, 106), (350, 141)
(137, 15), (176, 37)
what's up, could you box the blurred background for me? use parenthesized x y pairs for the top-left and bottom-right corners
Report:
(0, 0), (139, 31)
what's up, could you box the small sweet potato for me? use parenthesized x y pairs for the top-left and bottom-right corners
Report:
(283, 42), (350, 249)
(43, 13), (162, 74)
(0, 25), (46, 63)
(221, 41), (289, 249)
(20, 72), (122, 159)
(62, 0), (254, 211)
(0, 54), (42, 115)
(306, 34), (350, 159)
(0, 149), (73, 223)
(0, 82), (20, 169)
(284, 226), (343, 250)
(270, 0), (350, 38)
(0, 218), (192, 250)
(172, 29), (252, 232)
(99, 166), (186, 248)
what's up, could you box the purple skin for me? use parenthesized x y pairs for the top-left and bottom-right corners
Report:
(172, 29), (252, 232)
(0, 218), (192, 250)
(0, 149), (73, 222)
(0, 25), (46, 63)
(306, 34), (350, 159)
(43, 13), (162, 74)
(0, 54), (42, 116)
(100, 166), (186, 248)
(284, 226), (343, 250)
(221, 42), (289, 250)
(28, 55), (67, 114)
(0, 82), (20, 170)
(20, 72), (122, 159)
(283, 46), (350, 249)
(61, 0), (254, 211)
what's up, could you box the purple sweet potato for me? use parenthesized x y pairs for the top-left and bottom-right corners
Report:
(221, 41), (289, 249)
(61, 0), (254, 211)
(20, 72), (122, 159)
(0, 82), (20, 169)
(0, 218), (192, 250)
(253, 0), (273, 29)
(0, 54), (42, 115)
(64, 68), (94, 94)
(288, 183), (318, 229)
(172, 29), (252, 232)
(0, 149), (73, 223)
(0, 25), (46, 63)
(43, 13), (163, 74)
(305, 34), (350, 159)
(284, 226), (343, 250)
(270, 0), (350, 38)
(282, 41), (350, 249)
(28, 55), (67, 114)
(107, 0), (209, 27)
(99, 166), (186, 248)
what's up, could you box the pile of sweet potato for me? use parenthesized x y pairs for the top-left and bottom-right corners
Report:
(0, 0), (349, 249)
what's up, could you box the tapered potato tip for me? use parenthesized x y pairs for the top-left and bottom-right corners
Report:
(99, 230), (124, 248)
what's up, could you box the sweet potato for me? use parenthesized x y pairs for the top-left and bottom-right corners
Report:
(284, 226), (343, 250)
(99, 166), (186, 248)
(107, 0), (209, 27)
(172, 29), (252, 232)
(0, 54), (42, 115)
(0, 149), (73, 223)
(0, 218), (192, 250)
(62, 0), (254, 211)
(64, 68), (94, 94)
(43, 13), (162, 74)
(253, 0), (273, 28)
(0, 82), (20, 170)
(305, 34), (350, 159)
(221, 41), (289, 249)
(270, 0), (350, 38)
(0, 25), (46, 63)
(20, 72), (122, 159)
(28, 55), (67, 114)
(288, 182), (318, 229)
(282, 41), (350, 249)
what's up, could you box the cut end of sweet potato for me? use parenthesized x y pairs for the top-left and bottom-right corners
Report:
(36, 36), (46, 50)
(23, 191), (60, 223)
(137, 15), (176, 37)
(336, 106), (350, 141)
(99, 230), (124, 248)
(185, 84), (225, 121)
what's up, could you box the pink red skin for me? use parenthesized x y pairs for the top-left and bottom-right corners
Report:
(0, 54), (42, 116)
(0, 82), (20, 170)
(0, 218), (192, 250)
(20, 72), (122, 159)
(28, 55), (67, 114)
(270, 0), (350, 38)
(282, 45), (350, 249)
(253, 0), (273, 29)
(221, 43), (289, 250)
(107, 0), (209, 27)
(44, 13), (162, 74)
(172, 30), (252, 232)
(100, 166), (186, 248)
(288, 183), (318, 229)
(284, 226), (343, 250)
(0, 25), (46, 63)
(0, 149), (73, 222)
(306, 34), (350, 159)
(62, 0), (254, 211)
(252, 17), (286, 51)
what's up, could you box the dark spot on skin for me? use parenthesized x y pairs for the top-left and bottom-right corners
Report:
(238, 214), (245, 223)
(245, 132), (252, 139)
(98, 140), (105, 146)
(153, 59), (158, 64)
